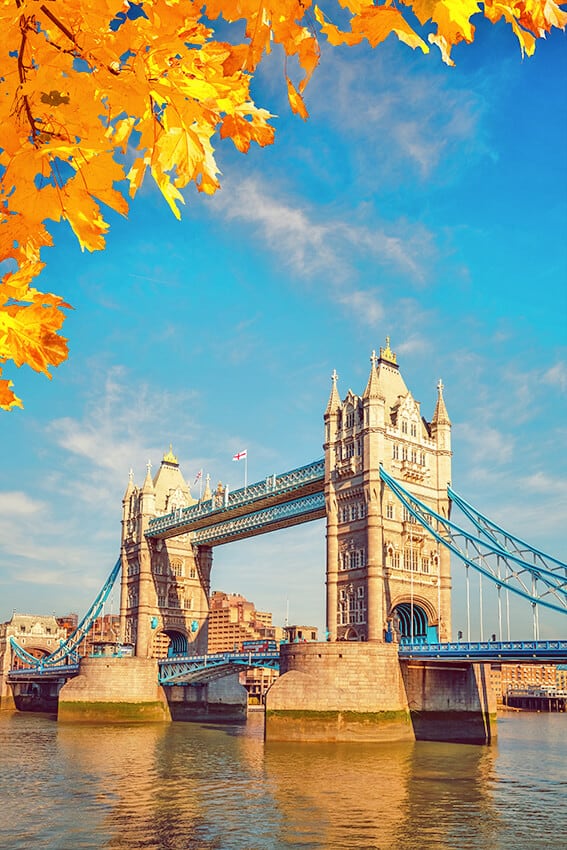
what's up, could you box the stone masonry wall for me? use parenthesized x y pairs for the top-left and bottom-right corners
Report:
(58, 657), (170, 723)
(265, 642), (413, 742)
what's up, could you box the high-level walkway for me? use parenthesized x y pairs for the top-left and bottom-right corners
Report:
(145, 459), (325, 545)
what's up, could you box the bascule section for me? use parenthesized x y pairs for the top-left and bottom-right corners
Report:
(120, 447), (212, 659)
(323, 339), (453, 643)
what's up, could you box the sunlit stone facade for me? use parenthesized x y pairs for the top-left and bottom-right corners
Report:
(323, 339), (453, 643)
(120, 449), (212, 658)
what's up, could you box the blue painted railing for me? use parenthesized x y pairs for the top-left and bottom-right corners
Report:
(398, 639), (567, 661)
(7, 663), (80, 680)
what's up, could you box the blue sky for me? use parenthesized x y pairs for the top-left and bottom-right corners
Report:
(1, 21), (566, 640)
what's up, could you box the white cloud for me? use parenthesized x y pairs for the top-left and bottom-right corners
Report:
(454, 421), (514, 467)
(542, 361), (567, 392)
(308, 46), (487, 180)
(0, 492), (45, 516)
(212, 175), (436, 287)
(335, 289), (384, 325)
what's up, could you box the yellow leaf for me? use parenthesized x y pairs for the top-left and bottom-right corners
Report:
(0, 374), (23, 411)
(286, 77), (309, 120)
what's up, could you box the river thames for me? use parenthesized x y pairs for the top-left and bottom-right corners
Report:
(1, 710), (565, 850)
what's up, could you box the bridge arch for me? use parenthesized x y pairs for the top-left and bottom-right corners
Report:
(11, 646), (50, 670)
(342, 627), (363, 641)
(389, 596), (438, 644)
(152, 629), (188, 658)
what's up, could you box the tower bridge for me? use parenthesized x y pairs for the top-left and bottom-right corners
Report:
(5, 338), (566, 743)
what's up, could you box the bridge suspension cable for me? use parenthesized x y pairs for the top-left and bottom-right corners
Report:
(379, 467), (567, 617)
(10, 558), (121, 669)
(448, 486), (567, 575)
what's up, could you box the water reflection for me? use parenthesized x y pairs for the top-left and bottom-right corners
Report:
(1, 712), (565, 850)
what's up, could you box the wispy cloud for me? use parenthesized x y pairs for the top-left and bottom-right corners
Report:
(454, 421), (514, 467)
(335, 289), (384, 325)
(308, 46), (488, 181)
(0, 492), (45, 517)
(542, 361), (567, 392)
(212, 175), (436, 286)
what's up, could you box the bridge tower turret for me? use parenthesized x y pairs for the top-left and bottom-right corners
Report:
(324, 339), (452, 643)
(120, 448), (211, 658)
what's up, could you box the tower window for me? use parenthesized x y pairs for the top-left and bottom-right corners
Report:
(386, 503), (394, 519)
(411, 422), (417, 437)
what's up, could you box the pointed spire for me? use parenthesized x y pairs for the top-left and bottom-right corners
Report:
(363, 349), (381, 398)
(123, 468), (134, 500)
(142, 459), (155, 494)
(432, 379), (451, 426)
(203, 473), (212, 501)
(325, 369), (341, 416)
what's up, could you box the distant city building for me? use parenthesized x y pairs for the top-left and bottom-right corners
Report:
(208, 591), (284, 652)
(207, 591), (286, 703)
(490, 663), (558, 701)
(284, 625), (318, 643)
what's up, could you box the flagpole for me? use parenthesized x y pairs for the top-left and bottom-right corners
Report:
(199, 471), (203, 500)
(245, 454), (248, 491)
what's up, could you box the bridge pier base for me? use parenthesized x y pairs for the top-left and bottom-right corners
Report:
(265, 644), (497, 745)
(400, 660), (497, 744)
(58, 657), (171, 723)
(265, 643), (413, 743)
(165, 675), (248, 722)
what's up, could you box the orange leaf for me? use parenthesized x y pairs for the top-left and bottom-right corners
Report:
(286, 77), (309, 121)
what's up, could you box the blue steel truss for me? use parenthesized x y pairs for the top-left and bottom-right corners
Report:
(9, 558), (121, 670)
(448, 486), (566, 574)
(146, 459), (325, 539)
(398, 639), (567, 662)
(190, 491), (326, 546)
(158, 650), (281, 685)
(7, 663), (80, 681)
(379, 467), (567, 615)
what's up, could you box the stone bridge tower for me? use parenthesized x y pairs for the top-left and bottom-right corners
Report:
(324, 339), (452, 643)
(119, 448), (213, 658)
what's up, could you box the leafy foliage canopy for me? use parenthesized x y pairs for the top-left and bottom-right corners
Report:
(1, 0), (565, 409)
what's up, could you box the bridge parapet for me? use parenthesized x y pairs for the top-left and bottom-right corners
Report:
(398, 639), (567, 662)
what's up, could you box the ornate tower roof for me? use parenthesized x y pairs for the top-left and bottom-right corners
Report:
(141, 460), (155, 494)
(374, 337), (409, 407)
(162, 444), (179, 465)
(325, 369), (341, 416)
(123, 467), (135, 501)
(363, 350), (382, 399)
(432, 379), (451, 426)
(153, 447), (195, 512)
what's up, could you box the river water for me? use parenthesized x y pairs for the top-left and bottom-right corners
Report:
(0, 710), (565, 850)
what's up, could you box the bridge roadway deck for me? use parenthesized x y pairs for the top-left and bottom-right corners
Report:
(145, 458), (325, 542)
(8, 641), (567, 687)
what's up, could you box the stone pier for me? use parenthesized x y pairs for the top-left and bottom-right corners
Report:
(265, 642), (413, 742)
(58, 657), (171, 723)
(265, 643), (497, 744)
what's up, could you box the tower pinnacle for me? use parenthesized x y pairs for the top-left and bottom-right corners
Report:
(325, 369), (341, 415)
(432, 378), (451, 426)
